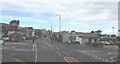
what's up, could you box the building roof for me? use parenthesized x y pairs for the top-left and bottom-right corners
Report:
(71, 32), (99, 38)
(100, 35), (115, 40)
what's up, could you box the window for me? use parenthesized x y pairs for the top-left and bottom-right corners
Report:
(79, 36), (82, 38)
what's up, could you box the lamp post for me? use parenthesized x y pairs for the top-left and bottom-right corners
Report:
(112, 27), (114, 35)
(56, 14), (61, 32)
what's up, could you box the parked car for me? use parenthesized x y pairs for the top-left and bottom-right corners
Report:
(3, 37), (9, 41)
(0, 38), (3, 45)
(100, 41), (110, 45)
(109, 41), (114, 45)
(73, 41), (80, 44)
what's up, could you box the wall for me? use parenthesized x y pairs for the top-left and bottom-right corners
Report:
(82, 38), (88, 45)
(62, 33), (69, 42)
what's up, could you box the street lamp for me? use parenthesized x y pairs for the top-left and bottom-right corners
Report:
(112, 27), (114, 35)
(56, 14), (61, 32)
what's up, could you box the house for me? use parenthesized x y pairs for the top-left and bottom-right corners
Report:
(69, 31), (100, 45)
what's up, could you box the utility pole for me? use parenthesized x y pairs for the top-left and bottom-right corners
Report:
(56, 14), (61, 32)
(112, 27), (114, 35)
(59, 15), (61, 32)
(50, 24), (53, 43)
(51, 24), (53, 34)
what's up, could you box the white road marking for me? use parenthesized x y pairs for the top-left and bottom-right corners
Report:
(111, 52), (118, 54)
(12, 46), (15, 48)
(87, 53), (90, 56)
(92, 55), (95, 57)
(105, 60), (109, 62)
(56, 51), (61, 56)
(6, 43), (28, 45)
(8, 56), (24, 62)
(70, 57), (79, 62)
(64, 57), (78, 63)
(101, 59), (105, 62)
(35, 43), (37, 64)
(64, 57), (69, 63)
(62, 51), (69, 56)
(56, 47), (61, 51)
(94, 56), (98, 59)
(111, 56), (117, 62)
(14, 48), (33, 52)
(77, 49), (111, 62)
(33, 44), (35, 51)
(107, 53), (112, 55)
(77, 50), (83, 53)
(84, 52), (87, 55)
(98, 57), (101, 60)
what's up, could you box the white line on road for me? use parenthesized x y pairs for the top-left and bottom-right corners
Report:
(64, 57), (69, 63)
(8, 56), (24, 62)
(77, 49), (111, 62)
(111, 56), (117, 62)
(56, 51), (61, 56)
(94, 56), (98, 59)
(87, 53), (90, 56)
(101, 58), (105, 62)
(77, 50), (80, 52)
(64, 57), (78, 63)
(33, 43), (36, 51)
(105, 60), (109, 62)
(92, 55), (95, 57)
(12, 46), (15, 48)
(98, 57), (101, 60)
(56, 47), (61, 51)
(62, 51), (69, 56)
(107, 52), (112, 55)
(35, 43), (37, 64)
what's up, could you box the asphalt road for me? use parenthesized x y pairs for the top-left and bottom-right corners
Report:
(2, 37), (118, 64)
(2, 42), (35, 62)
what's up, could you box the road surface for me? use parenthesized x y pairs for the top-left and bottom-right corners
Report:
(2, 37), (118, 64)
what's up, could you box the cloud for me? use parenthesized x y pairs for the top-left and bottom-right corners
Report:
(2, 15), (48, 22)
(1, 0), (118, 34)
(0, 20), (2, 23)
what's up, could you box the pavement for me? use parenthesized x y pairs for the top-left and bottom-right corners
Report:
(2, 41), (35, 62)
(1, 37), (118, 64)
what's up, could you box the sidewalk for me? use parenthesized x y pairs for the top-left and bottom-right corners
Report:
(3, 40), (32, 45)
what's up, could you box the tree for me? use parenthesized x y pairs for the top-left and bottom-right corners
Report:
(9, 20), (20, 26)
(91, 31), (95, 33)
(96, 30), (102, 35)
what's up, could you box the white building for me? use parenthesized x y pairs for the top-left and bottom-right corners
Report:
(70, 32), (99, 45)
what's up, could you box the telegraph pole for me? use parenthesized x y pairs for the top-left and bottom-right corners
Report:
(59, 15), (61, 32)
(50, 24), (53, 44)
(56, 14), (61, 32)
(112, 27), (114, 35)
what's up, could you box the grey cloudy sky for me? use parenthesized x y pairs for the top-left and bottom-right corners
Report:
(0, 0), (119, 35)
